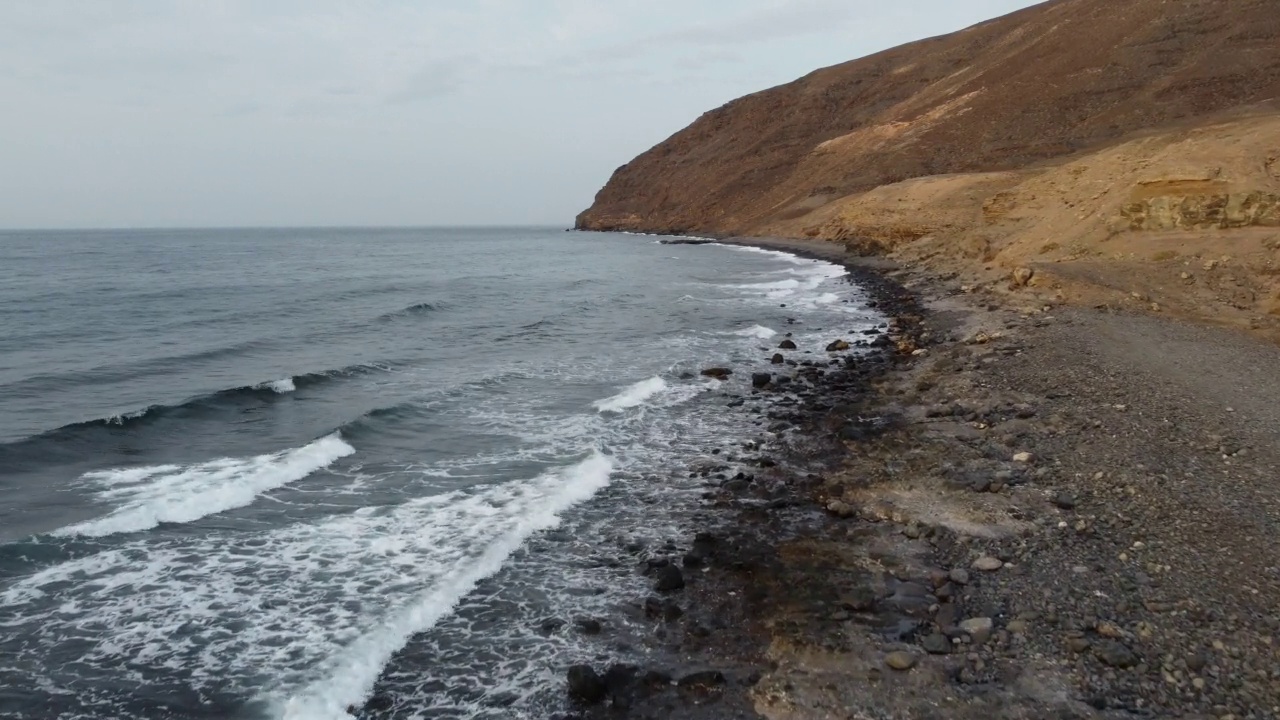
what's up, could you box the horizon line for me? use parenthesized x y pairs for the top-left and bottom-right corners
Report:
(0, 223), (575, 234)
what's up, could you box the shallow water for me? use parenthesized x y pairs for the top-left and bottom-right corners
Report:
(0, 227), (880, 719)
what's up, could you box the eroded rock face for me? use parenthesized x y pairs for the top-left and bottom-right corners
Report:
(1121, 191), (1280, 230)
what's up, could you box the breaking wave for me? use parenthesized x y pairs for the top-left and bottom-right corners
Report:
(593, 377), (668, 413)
(51, 434), (356, 538)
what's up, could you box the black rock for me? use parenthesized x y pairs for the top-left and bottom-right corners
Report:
(574, 617), (603, 635)
(752, 372), (772, 389)
(567, 664), (606, 703)
(678, 670), (727, 692)
(771, 353), (785, 364)
(922, 633), (952, 654)
(538, 617), (567, 634)
(1052, 492), (1077, 510)
(653, 565), (685, 592)
(778, 340), (798, 350)
(1094, 640), (1140, 668)
(700, 367), (732, 380)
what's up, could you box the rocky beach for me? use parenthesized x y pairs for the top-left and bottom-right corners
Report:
(564, 1), (1280, 715)
(554, 238), (1280, 720)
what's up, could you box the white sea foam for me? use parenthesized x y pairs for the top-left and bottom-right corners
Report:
(592, 377), (668, 413)
(278, 452), (613, 719)
(732, 325), (778, 339)
(52, 434), (355, 538)
(262, 378), (296, 393)
(2, 452), (614, 720)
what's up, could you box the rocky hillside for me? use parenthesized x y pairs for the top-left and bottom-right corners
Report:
(577, 0), (1279, 235)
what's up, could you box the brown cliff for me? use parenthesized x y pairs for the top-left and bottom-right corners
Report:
(577, 0), (1280, 336)
(577, 0), (1280, 235)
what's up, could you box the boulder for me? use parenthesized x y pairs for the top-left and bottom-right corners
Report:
(751, 372), (772, 388)
(700, 367), (732, 380)
(778, 339), (798, 350)
(653, 565), (685, 592)
(770, 353), (785, 364)
(567, 665), (606, 703)
(826, 339), (852, 352)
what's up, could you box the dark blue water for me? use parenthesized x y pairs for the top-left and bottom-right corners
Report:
(0, 227), (879, 719)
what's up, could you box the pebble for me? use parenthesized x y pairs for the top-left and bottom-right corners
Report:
(1094, 640), (1141, 668)
(1013, 451), (1034, 463)
(922, 633), (951, 655)
(885, 651), (918, 671)
(949, 568), (971, 585)
(972, 556), (1004, 571)
(959, 617), (994, 643)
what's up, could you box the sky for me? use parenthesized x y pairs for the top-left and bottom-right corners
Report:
(0, 1), (1044, 229)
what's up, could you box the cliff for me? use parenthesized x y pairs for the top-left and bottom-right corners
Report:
(577, 0), (1280, 336)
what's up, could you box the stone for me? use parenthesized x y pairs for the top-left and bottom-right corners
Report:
(1051, 492), (1077, 509)
(643, 595), (684, 620)
(1094, 640), (1140, 668)
(1007, 619), (1029, 634)
(922, 633), (952, 655)
(677, 670), (726, 692)
(885, 651), (918, 670)
(1013, 451), (1034, 463)
(771, 353), (785, 364)
(751, 372), (772, 389)
(1067, 637), (1092, 653)
(1013, 267), (1035, 287)
(826, 339), (851, 352)
(700, 367), (732, 380)
(575, 618), (603, 635)
(654, 565), (685, 592)
(778, 339), (798, 350)
(972, 556), (1004, 572)
(567, 665), (606, 703)
(826, 500), (857, 518)
(949, 568), (971, 585)
(959, 617), (994, 643)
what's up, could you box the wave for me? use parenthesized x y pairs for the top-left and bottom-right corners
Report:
(50, 434), (355, 538)
(376, 302), (442, 322)
(732, 324), (778, 340)
(275, 451), (613, 719)
(593, 377), (668, 413)
(12, 364), (385, 440)
(0, 451), (614, 718)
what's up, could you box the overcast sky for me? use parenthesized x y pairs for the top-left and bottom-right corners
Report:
(0, 1), (1042, 229)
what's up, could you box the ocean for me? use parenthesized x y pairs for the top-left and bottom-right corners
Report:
(0, 227), (880, 719)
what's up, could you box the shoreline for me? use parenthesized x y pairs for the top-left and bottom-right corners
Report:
(560, 234), (1280, 720)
